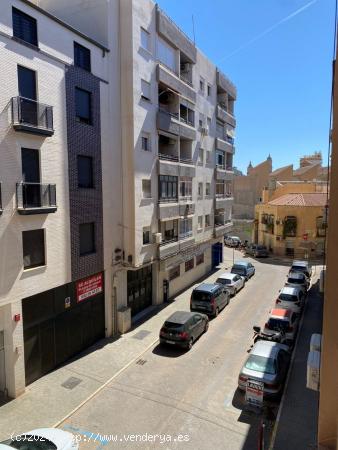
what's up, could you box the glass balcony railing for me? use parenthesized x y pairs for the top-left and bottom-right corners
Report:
(11, 96), (54, 135)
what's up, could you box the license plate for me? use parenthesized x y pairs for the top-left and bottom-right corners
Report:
(166, 340), (175, 344)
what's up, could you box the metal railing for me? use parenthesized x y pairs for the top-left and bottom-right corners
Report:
(179, 230), (193, 239)
(159, 236), (178, 247)
(12, 96), (54, 131)
(180, 156), (193, 165)
(180, 72), (193, 87)
(215, 219), (232, 227)
(159, 107), (179, 119)
(218, 102), (235, 117)
(16, 182), (56, 209)
(158, 153), (179, 162)
(180, 116), (195, 127)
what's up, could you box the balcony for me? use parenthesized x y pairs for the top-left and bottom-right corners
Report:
(159, 237), (180, 260)
(179, 202), (195, 216)
(157, 64), (196, 103)
(16, 182), (57, 215)
(216, 104), (236, 128)
(214, 220), (233, 237)
(157, 109), (180, 135)
(216, 69), (237, 100)
(158, 202), (180, 220)
(215, 167), (234, 181)
(11, 97), (54, 136)
(215, 195), (233, 209)
(215, 137), (235, 154)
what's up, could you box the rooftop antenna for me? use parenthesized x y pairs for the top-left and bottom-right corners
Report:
(192, 14), (196, 46)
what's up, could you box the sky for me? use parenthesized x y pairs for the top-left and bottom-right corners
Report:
(156, 0), (335, 173)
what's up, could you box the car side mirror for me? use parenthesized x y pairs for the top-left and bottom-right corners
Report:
(253, 325), (261, 333)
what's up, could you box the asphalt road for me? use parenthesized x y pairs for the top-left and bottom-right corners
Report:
(59, 256), (289, 450)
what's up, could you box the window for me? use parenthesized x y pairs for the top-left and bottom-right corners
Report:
(185, 258), (194, 272)
(141, 79), (151, 101)
(207, 85), (211, 96)
(12, 7), (38, 47)
(196, 253), (204, 265)
(180, 218), (192, 238)
(79, 223), (95, 255)
(143, 227), (151, 245)
(198, 148), (204, 165)
(216, 150), (225, 168)
(283, 216), (297, 238)
(23, 229), (45, 269)
(197, 216), (203, 231)
(179, 177), (192, 198)
(161, 220), (178, 242)
(316, 216), (326, 237)
(159, 175), (178, 202)
(140, 27), (150, 52)
(199, 77), (205, 93)
(169, 265), (180, 281)
(205, 182), (211, 196)
(216, 181), (225, 197)
(157, 37), (176, 73)
(75, 88), (91, 124)
(74, 42), (91, 72)
(142, 179), (152, 198)
(198, 182), (203, 198)
(141, 132), (151, 151)
(77, 155), (94, 188)
(205, 214), (211, 227)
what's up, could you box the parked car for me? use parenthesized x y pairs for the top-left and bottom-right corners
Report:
(275, 286), (305, 314)
(224, 235), (241, 247)
(159, 311), (209, 350)
(263, 308), (299, 345)
(246, 244), (269, 258)
(1, 429), (79, 450)
(238, 340), (291, 399)
(286, 271), (310, 292)
(215, 273), (245, 296)
(231, 261), (255, 281)
(289, 260), (312, 279)
(190, 283), (230, 317)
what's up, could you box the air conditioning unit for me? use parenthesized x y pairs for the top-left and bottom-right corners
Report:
(200, 126), (209, 135)
(307, 350), (320, 391)
(154, 232), (162, 244)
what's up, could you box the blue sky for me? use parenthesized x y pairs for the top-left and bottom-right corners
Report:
(156, 0), (335, 173)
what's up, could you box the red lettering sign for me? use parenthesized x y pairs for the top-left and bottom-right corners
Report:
(76, 273), (103, 302)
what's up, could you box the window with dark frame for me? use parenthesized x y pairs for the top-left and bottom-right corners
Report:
(12, 7), (38, 47)
(169, 265), (180, 281)
(23, 229), (45, 269)
(74, 42), (91, 72)
(77, 155), (94, 188)
(79, 222), (96, 255)
(159, 175), (178, 202)
(196, 253), (204, 265)
(185, 258), (194, 272)
(143, 228), (150, 245)
(75, 87), (92, 124)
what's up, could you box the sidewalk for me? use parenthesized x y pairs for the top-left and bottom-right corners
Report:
(272, 277), (323, 450)
(0, 250), (241, 441)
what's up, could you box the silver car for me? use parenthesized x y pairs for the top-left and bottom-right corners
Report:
(238, 340), (291, 398)
(286, 271), (310, 292)
(216, 272), (245, 296)
(275, 286), (305, 314)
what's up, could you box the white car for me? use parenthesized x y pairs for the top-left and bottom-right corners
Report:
(275, 286), (305, 314)
(1, 429), (78, 450)
(224, 236), (241, 247)
(215, 272), (245, 296)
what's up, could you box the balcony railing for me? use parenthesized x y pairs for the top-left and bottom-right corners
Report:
(215, 219), (232, 227)
(179, 116), (195, 127)
(11, 97), (54, 136)
(218, 102), (235, 117)
(159, 236), (178, 247)
(179, 230), (193, 239)
(16, 182), (57, 214)
(180, 73), (193, 87)
(159, 106), (179, 120)
(158, 153), (179, 162)
(180, 156), (193, 165)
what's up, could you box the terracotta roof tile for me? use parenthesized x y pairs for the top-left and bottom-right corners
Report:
(268, 193), (327, 206)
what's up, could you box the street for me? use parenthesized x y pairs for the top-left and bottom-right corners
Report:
(58, 251), (290, 450)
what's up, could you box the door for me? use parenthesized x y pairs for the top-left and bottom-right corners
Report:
(0, 331), (5, 393)
(18, 66), (37, 125)
(21, 148), (41, 207)
(212, 243), (223, 268)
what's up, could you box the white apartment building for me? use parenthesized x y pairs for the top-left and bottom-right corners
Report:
(0, 0), (112, 397)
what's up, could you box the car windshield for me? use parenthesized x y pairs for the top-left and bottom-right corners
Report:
(217, 278), (231, 285)
(267, 318), (289, 331)
(245, 355), (276, 375)
(288, 277), (303, 284)
(292, 265), (307, 272)
(164, 321), (183, 329)
(1, 436), (57, 450)
(192, 291), (211, 302)
(232, 266), (245, 274)
(279, 294), (298, 302)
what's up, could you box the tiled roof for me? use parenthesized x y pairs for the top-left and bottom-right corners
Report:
(268, 193), (327, 206)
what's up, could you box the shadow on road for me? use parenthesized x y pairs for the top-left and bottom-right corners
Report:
(152, 343), (187, 358)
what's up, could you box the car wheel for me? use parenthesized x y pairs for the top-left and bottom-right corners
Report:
(187, 338), (194, 350)
(204, 321), (209, 333)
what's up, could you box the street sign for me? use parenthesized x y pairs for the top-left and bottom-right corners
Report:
(245, 379), (264, 407)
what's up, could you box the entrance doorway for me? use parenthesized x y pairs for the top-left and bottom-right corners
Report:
(212, 243), (223, 268)
(127, 266), (153, 316)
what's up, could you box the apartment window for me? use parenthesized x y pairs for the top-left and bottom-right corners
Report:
(196, 253), (204, 265)
(185, 258), (194, 272)
(159, 175), (178, 202)
(180, 218), (192, 238)
(142, 179), (152, 198)
(198, 148), (204, 165)
(143, 227), (151, 245)
(157, 37), (176, 73)
(169, 265), (180, 281)
(12, 7), (38, 47)
(216, 181), (225, 197)
(216, 151), (225, 168)
(23, 229), (45, 269)
(205, 182), (211, 196)
(197, 216), (203, 231)
(74, 42), (91, 72)
(216, 120), (224, 139)
(140, 27), (151, 52)
(198, 182), (203, 197)
(283, 216), (297, 238)
(161, 220), (178, 242)
(207, 85), (211, 97)
(77, 155), (94, 188)
(75, 87), (92, 124)
(179, 178), (192, 198)
(199, 77), (205, 93)
(141, 132), (151, 151)
(79, 223), (95, 255)
(141, 79), (151, 101)
(205, 214), (211, 227)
